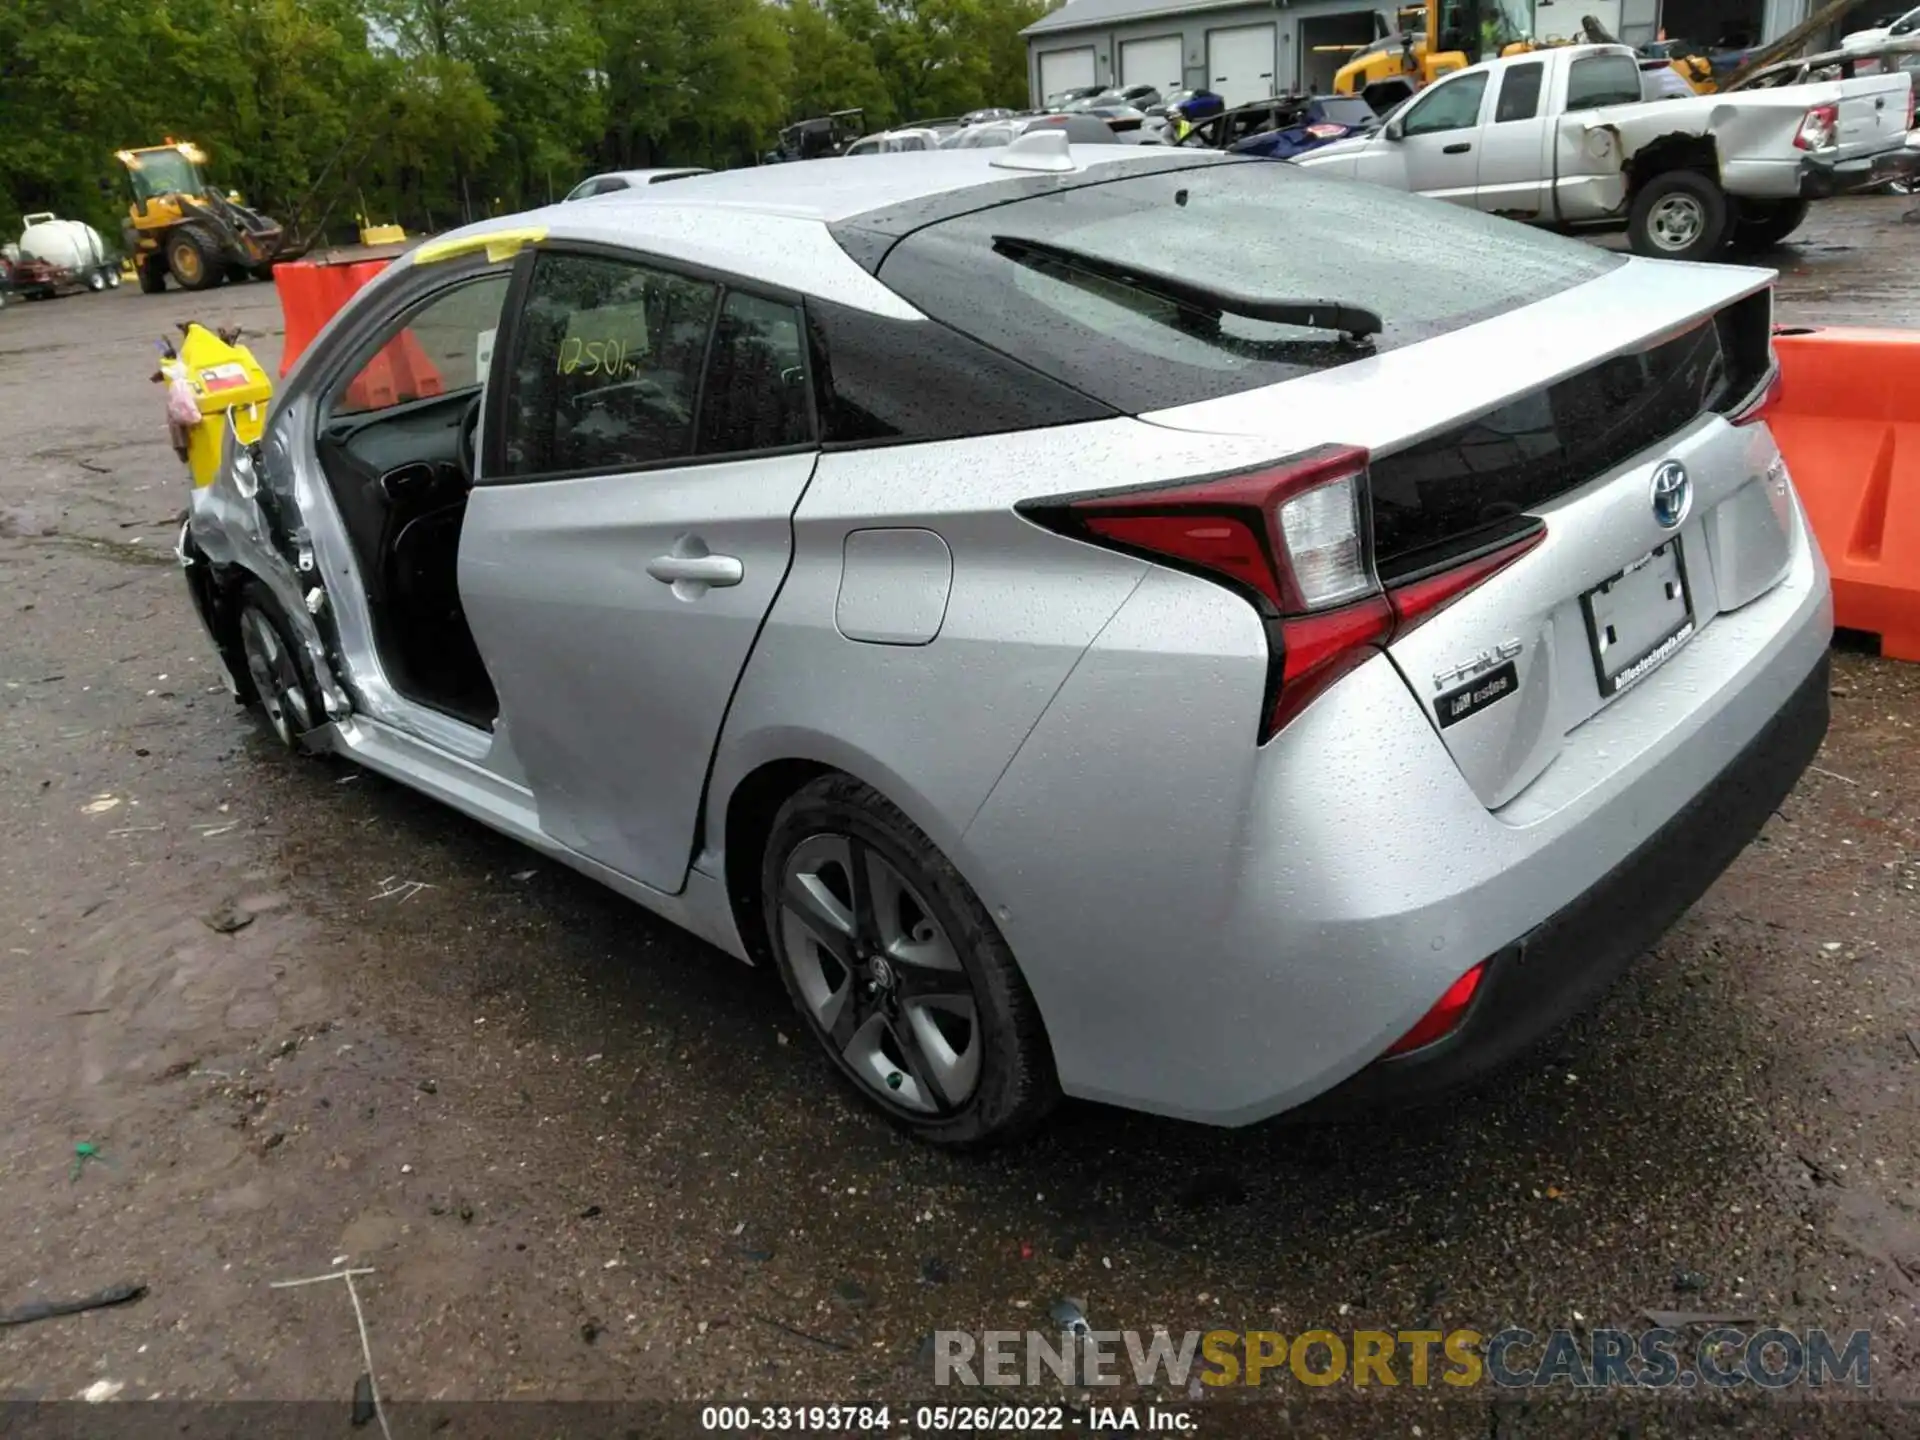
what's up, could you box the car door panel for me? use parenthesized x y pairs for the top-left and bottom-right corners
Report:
(459, 454), (818, 891)
(1396, 72), (1490, 203)
(457, 247), (819, 895)
(1475, 61), (1551, 217)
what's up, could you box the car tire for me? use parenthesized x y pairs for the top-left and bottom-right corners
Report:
(1628, 170), (1729, 260)
(137, 258), (168, 294)
(235, 581), (322, 751)
(761, 773), (1058, 1147)
(167, 227), (220, 291)
(86, 269), (107, 292)
(1727, 197), (1810, 253)
(105, 266), (122, 289)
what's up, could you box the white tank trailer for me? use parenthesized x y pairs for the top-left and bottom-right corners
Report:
(12, 213), (120, 298)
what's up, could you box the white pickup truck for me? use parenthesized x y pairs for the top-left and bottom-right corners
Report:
(1295, 43), (1919, 259)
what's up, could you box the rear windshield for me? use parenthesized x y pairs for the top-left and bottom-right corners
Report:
(866, 160), (1623, 413)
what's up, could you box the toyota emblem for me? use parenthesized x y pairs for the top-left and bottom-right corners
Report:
(1650, 460), (1691, 530)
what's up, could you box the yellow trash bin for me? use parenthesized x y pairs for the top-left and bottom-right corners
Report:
(163, 324), (274, 488)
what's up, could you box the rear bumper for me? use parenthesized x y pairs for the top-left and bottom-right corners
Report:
(1799, 144), (1920, 198)
(1307, 649), (1828, 1114)
(962, 450), (1832, 1126)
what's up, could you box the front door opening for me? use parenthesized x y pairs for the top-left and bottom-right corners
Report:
(313, 273), (512, 727)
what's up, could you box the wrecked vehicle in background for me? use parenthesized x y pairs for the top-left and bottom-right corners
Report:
(1178, 95), (1382, 159)
(1295, 42), (1918, 258)
(1729, 38), (1920, 191)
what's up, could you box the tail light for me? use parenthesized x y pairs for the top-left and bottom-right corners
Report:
(1018, 446), (1546, 742)
(1730, 364), (1782, 426)
(1906, 85), (1915, 133)
(1382, 960), (1486, 1057)
(1794, 103), (1838, 151)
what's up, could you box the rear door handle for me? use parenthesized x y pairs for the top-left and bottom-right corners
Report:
(646, 554), (744, 587)
(1443, 142), (1472, 154)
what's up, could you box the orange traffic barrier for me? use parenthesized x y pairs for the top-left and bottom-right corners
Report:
(343, 329), (444, 411)
(273, 257), (394, 377)
(1769, 326), (1920, 662)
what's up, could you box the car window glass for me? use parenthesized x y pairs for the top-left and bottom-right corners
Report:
(1494, 62), (1544, 121)
(498, 251), (718, 478)
(866, 154), (1622, 414)
(595, 177), (630, 195)
(331, 274), (510, 419)
(696, 291), (811, 455)
(1402, 73), (1487, 134)
(1565, 54), (1645, 110)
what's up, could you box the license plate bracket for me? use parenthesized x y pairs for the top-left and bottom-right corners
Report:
(1582, 538), (1695, 698)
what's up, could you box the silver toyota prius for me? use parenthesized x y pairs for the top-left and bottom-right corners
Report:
(179, 135), (1832, 1146)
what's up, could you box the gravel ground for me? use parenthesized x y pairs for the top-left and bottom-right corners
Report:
(0, 197), (1915, 1438)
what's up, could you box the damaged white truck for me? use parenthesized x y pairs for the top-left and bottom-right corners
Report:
(1296, 43), (1919, 259)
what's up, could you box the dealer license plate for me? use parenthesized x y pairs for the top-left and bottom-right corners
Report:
(1581, 539), (1694, 698)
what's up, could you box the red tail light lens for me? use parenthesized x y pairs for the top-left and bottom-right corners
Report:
(1059, 444), (1376, 613)
(1794, 103), (1838, 151)
(1019, 449), (1545, 741)
(1382, 960), (1487, 1057)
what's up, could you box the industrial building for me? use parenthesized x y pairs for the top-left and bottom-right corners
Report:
(1022, 0), (1822, 109)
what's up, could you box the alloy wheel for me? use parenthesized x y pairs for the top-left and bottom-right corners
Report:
(779, 833), (981, 1115)
(239, 605), (312, 747)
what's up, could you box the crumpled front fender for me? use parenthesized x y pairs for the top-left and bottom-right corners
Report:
(184, 412), (351, 725)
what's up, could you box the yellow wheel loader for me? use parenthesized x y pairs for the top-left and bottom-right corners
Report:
(116, 140), (302, 294)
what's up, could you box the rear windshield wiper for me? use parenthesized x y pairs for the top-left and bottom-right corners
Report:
(991, 234), (1384, 342)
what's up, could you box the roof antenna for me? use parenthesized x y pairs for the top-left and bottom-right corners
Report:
(991, 130), (1077, 173)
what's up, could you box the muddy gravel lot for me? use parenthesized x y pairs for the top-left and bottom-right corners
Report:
(1, 200), (1917, 1438)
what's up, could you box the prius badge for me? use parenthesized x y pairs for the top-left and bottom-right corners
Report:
(1433, 638), (1522, 692)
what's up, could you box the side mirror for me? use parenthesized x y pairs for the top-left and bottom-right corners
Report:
(1383, 119), (1405, 141)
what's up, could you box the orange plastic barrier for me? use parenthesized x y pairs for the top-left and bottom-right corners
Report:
(1769, 326), (1920, 662)
(273, 258), (394, 377)
(343, 329), (444, 411)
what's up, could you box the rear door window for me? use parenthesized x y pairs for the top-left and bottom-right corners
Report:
(695, 291), (812, 455)
(1565, 54), (1645, 110)
(495, 251), (718, 478)
(856, 157), (1621, 413)
(1494, 61), (1544, 121)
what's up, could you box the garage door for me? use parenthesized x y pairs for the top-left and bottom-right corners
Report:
(1039, 47), (1097, 103)
(1207, 24), (1277, 106)
(1297, 12), (1378, 92)
(1120, 36), (1184, 97)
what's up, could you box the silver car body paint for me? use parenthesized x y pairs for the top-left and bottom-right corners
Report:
(181, 149), (1833, 1125)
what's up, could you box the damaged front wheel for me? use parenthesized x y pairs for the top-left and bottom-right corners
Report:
(236, 583), (321, 750)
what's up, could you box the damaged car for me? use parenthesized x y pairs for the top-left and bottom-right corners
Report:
(1295, 41), (1918, 258)
(179, 139), (1831, 1145)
